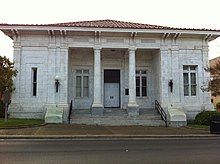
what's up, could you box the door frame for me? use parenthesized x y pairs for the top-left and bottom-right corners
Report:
(103, 69), (120, 108)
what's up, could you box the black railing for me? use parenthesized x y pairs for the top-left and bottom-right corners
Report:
(155, 100), (168, 127)
(68, 100), (73, 124)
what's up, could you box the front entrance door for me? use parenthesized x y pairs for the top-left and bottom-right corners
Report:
(104, 70), (120, 108)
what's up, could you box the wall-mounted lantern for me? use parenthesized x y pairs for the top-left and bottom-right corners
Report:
(55, 76), (60, 93)
(168, 79), (173, 93)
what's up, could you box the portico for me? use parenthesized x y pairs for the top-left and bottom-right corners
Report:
(90, 47), (140, 116)
(69, 47), (157, 116)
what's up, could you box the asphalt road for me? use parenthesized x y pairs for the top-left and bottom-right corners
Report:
(0, 138), (220, 164)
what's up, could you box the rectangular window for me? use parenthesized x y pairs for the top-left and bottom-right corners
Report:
(76, 69), (89, 97)
(136, 70), (147, 97)
(32, 68), (37, 96)
(183, 66), (197, 96)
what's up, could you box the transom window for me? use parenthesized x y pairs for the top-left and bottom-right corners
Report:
(76, 69), (89, 97)
(183, 65), (197, 96)
(136, 70), (147, 97)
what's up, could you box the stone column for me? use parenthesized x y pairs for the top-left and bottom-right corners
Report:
(127, 48), (139, 116)
(159, 47), (169, 108)
(91, 48), (103, 115)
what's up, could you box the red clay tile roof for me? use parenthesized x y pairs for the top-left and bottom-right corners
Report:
(0, 19), (219, 31)
(51, 19), (172, 29)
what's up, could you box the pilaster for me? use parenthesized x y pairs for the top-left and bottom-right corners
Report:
(11, 42), (21, 103)
(201, 44), (213, 110)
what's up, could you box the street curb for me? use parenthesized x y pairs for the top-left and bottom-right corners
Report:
(0, 123), (47, 129)
(0, 134), (220, 140)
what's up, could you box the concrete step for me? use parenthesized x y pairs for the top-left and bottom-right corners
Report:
(70, 108), (165, 126)
(70, 117), (165, 126)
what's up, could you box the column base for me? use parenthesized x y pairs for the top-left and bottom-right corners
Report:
(127, 103), (139, 116)
(91, 104), (103, 116)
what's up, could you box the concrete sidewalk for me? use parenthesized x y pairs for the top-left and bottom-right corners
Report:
(0, 124), (216, 139)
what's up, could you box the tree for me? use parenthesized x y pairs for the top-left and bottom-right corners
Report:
(0, 55), (17, 102)
(209, 60), (220, 96)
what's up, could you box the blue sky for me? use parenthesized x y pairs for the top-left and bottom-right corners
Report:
(0, 0), (219, 60)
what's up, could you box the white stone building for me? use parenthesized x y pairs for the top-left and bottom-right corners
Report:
(0, 20), (219, 126)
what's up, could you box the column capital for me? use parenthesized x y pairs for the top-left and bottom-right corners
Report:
(160, 46), (169, 51)
(171, 45), (179, 51)
(202, 45), (209, 52)
(93, 46), (102, 51)
(128, 47), (137, 52)
(13, 42), (21, 49)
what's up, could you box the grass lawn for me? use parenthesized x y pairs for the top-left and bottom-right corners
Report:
(187, 123), (209, 129)
(0, 118), (44, 128)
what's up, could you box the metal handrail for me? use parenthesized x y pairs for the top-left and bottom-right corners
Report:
(68, 100), (73, 124)
(155, 100), (168, 127)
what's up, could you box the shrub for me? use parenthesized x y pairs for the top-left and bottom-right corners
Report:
(194, 111), (220, 126)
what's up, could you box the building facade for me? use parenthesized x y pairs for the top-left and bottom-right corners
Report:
(0, 20), (219, 125)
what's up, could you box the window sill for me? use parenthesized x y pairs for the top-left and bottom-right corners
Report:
(136, 96), (148, 99)
(75, 97), (90, 99)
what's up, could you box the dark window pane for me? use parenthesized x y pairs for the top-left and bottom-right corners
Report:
(190, 66), (196, 70)
(33, 68), (37, 82)
(76, 70), (82, 74)
(191, 85), (196, 96)
(125, 89), (129, 95)
(183, 65), (188, 70)
(142, 77), (147, 87)
(136, 76), (140, 87)
(76, 76), (81, 97)
(136, 70), (140, 74)
(76, 76), (81, 87)
(104, 70), (120, 83)
(76, 87), (81, 97)
(142, 87), (147, 96)
(141, 70), (146, 74)
(183, 73), (189, 84)
(190, 73), (196, 85)
(83, 70), (89, 74)
(83, 76), (88, 87)
(83, 87), (89, 97)
(184, 85), (189, 96)
(33, 83), (37, 96)
(136, 87), (140, 96)
(83, 76), (89, 97)
(32, 68), (37, 96)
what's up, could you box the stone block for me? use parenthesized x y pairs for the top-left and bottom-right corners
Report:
(167, 107), (187, 127)
(126, 106), (139, 116)
(45, 107), (63, 123)
(91, 106), (103, 116)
